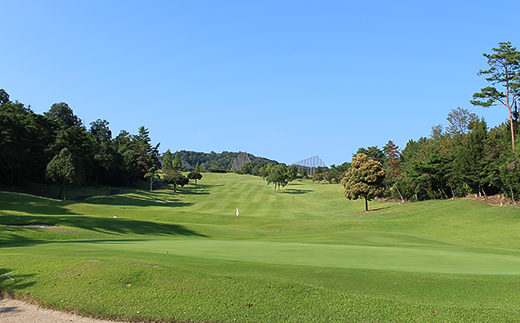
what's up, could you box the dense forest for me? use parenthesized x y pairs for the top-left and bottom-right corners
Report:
(172, 150), (280, 171)
(0, 89), (161, 197)
(354, 108), (519, 202)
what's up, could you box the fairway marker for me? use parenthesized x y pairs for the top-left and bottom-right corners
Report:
(1, 272), (14, 281)
(236, 208), (240, 242)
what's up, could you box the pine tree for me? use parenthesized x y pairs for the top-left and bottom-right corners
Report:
(471, 42), (520, 152)
(163, 149), (173, 170)
(172, 152), (182, 171)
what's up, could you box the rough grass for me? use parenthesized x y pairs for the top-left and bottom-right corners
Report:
(2, 173), (520, 322)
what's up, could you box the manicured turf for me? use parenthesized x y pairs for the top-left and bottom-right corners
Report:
(2, 173), (520, 322)
(79, 239), (520, 275)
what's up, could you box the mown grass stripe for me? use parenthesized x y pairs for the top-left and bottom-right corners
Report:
(79, 239), (520, 275)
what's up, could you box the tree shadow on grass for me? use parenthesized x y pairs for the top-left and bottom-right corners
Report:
(0, 215), (207, 244)
(358, 206), (391, 214)
(81, 195), (193, 208)
(0, 199), (76, 218)
(280, 188), (311, 195)
(0, 268), (37, 295)
(176, 184), (211, 195)
(0, 192), (192, 216)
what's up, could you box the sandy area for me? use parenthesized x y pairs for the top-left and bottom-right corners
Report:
(0, 297), (119, 323)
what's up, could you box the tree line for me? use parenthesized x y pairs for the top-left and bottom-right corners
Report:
(170, 150), (280, 172)
(0, 90), (161, 198)
(344, 42), (520, 205)
(3, 42), (519, 203)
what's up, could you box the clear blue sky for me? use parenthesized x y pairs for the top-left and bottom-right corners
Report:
(3, 0), (520, 166)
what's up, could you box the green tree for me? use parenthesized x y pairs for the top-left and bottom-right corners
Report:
(383, 140), (405, 202)
(451, 119), (488, 196)
(1, 96), (58, 184)
(172, 152), (182, 171)
(45, 148), (85, 200)
(89, 119), (112, 142)
(252, 164), (261, 176)
(287, 165), (298, 182)
(187, 171), (203, 185)
(144, 166), (159, 191)
(195, 162), (201, 172)
(240, 161), (254, 174)
(89, 119), (116, 184)
(342, 153), (385, 211)
(132, 126), (161, 187)
(266, 164), (288, 192)
(263, 163), (273, 180)
(355, 146), (385, 164)
(471, 41), (520, 152)
(44, 102), (82, 128)
(163, 149), (174, 170)
(0, 89), (9, 104)
(163, 171), (189, 193)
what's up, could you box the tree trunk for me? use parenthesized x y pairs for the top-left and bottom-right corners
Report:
(396, 185), (405, 204)
(509, 106), (515, 153)
(58, 181), (64, 200)
(365, 197), (368, 212)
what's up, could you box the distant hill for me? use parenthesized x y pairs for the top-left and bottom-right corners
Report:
(169, 150), (281, 171)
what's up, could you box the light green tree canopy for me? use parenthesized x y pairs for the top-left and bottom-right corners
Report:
(172, 152), (182, 171)
(163, 149), (173, 170)
(446, 107), (478, 137)
(266, 164), (288, 192)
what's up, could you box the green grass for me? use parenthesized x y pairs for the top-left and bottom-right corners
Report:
(2, 173), (520, 322)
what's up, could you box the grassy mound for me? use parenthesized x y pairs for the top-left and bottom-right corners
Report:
(1, 173), (520, 322)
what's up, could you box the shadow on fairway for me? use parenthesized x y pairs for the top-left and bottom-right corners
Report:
(0, 195), (78, 216)
(361, 206), (391, 213)
(82, 195), (193, 208)
(176, 185), (211, 195)
(0, 268), (37, 293)
(0, 215), (207, 244)
(281, 188), (311, 195)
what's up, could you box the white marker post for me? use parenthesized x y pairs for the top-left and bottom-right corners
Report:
(236, 208), (240, 242)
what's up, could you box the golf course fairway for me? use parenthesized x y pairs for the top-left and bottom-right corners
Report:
(2, 173), (520, 322)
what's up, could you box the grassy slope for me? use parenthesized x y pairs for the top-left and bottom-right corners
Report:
(2, 173), (520, 322)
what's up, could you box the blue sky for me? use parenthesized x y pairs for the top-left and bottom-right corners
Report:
(3, 0), (520, 166)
